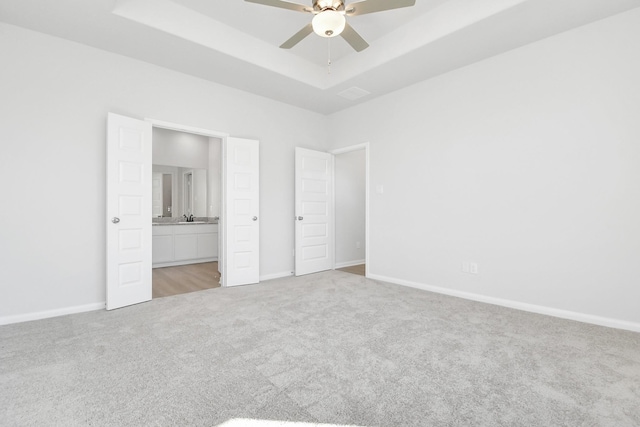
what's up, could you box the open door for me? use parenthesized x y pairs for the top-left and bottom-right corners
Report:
(106, 113), (152, 310)
(222, 137), (260, 287)
(295, 147), (334, 276)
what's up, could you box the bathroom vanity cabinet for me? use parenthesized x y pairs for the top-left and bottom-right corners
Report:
(152, 224), (218, 267)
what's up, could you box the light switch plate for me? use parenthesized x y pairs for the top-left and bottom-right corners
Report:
(470, 263), (478, 274)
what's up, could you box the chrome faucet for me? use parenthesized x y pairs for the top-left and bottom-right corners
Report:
(183, 214), (195, 222)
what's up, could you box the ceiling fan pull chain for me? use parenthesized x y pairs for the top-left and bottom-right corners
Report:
(327, 38), (332, 74)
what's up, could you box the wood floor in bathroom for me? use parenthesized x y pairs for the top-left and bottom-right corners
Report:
(152, 262), (220, 298)
(153, 262), (365, 299)
(336, 264), (365, 276)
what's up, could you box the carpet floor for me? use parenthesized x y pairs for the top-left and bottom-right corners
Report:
(1, 270), (639, 426)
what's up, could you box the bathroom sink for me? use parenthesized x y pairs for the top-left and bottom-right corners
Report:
(178, 221), (207, 224)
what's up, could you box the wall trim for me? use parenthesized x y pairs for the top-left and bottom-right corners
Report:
(330, 143), (369, 155)
(367, 273), (640, 333)
(146, 118), (229, 138)
(0, 302), (106, 326)
(260, 271), (294, 282)
(1, 270), (292, 322)
(153, 257), (217, 269)
(335, 259), (366, 269)
(7, 274), (636, 333)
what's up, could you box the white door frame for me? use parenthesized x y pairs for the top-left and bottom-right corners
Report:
(329, 142), (370, 278)
(145, 118), (233, 286)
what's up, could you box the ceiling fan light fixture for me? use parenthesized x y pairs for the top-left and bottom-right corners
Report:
(312, 10), (345, 38)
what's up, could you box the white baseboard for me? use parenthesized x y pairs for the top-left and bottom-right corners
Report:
(260, 271), (294, 282)
(153, 257), (217, 268)
(0, 302), (105, 326)
(2, 270), (293, 325)
(367, 273), (640, 333)
(334, 259), (366, 269)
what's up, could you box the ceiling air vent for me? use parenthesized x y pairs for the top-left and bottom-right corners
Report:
(337, 86), (371, 101)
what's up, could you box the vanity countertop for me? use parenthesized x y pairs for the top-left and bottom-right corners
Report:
(152, 220), (218, 226)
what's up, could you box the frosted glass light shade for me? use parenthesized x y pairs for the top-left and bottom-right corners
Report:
(312, 10), (346, 38)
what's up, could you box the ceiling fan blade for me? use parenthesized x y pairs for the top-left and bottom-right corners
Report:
(345, 0), (415, 16)
(280, 23), (314, 49)
(245, 0), (311, 13)
(340, 22), (369, 52)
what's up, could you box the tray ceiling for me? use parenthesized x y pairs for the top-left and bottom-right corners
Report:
(1, 0), (639, 114)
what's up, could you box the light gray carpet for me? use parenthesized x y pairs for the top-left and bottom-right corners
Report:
(1, 270), (639, 426)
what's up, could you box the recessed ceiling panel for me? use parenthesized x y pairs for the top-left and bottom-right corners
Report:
(0, 0), (638, 114)
(172, 0), (444, 66)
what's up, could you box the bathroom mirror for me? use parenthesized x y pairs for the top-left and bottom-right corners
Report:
(152, 165), (207, 218)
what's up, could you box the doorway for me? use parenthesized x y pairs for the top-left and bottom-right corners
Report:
(292, 143), (369, 278)
(150, 126), (222, 298)
(107, 114), (261, 310)
(332, 144), (368, 277)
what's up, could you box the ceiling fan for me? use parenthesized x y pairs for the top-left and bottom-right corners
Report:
(245, 0), (416, 52)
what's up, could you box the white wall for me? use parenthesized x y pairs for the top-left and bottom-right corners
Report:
(0, 23), (327, 321)
(334, 149), (366, 267)
(153, 131), (221, 218)
(153, 129), (211, 217)
(2, 8), (640, 330)
(152, 128), (210, 169)
(327, 8), (640, 329)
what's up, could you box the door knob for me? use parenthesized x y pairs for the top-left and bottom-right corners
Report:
(297, 216), (303, 221)
(112, 217), (120, 224)
(253, 216), (258, 221)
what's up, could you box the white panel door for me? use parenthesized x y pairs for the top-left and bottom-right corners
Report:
(295, 147), (333, 276)
(106, 113), (152, 310)
(222, 137), (259, 286)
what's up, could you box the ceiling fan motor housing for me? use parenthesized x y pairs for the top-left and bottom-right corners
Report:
(313, 0), (345, 12)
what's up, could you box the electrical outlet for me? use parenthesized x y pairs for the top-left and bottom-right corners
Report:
(462, 262), (470, 273)
(470, 263), (479, 274)
(356, 241), (361, 249)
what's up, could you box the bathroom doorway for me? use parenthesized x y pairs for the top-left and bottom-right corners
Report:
(107, 114), (260, 309)
(150, 126), (223, 299)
